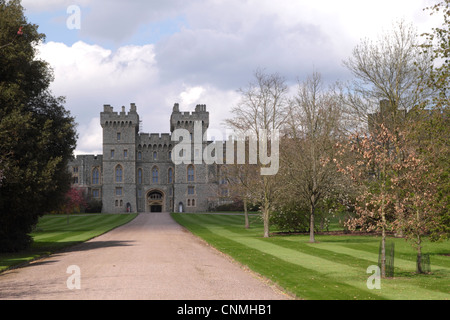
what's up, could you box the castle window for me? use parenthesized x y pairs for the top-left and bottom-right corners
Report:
(138, 152), (142, 160)
(138, 168), (143, 184)
(219, 167), (228, 185)
(168, 151), (172, 161)
(188, 186), (195, 195)
(111, 150), (115, 159)
(187, 199), (196, 207)
(92, 189), (100, 198)
(115, 165), (123, 183)
(152, 166), (159, 183)
(153, 151), (157, 160)
(73, 166), (78, 173)
(168, 168), (173, 183)
(187, 165), (195, 182)
(124, 149), (128, 158)
(117, 132), (121, 141)
(92, 168), (100, 185)
(115, 187), (123, 196)
(73, 176), (78, 184)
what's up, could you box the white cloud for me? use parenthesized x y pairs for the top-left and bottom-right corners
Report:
(36, 41), (159, 154)
(27, 0), (442, 155)
(75, 117), (102, 156)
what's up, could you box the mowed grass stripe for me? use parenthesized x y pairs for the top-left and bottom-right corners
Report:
(33, 215), (119, 243)
(270, 238), (450, 297)
(1, 213), (137, 272)
(174, 214), (383, 299)
(173, 213), (449, 300)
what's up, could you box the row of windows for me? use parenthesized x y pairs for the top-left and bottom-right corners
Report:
(73, 165), (196, 185)
(111, 149), (172, 161)
(73, 168), (101, 185)
(114, 187), (191, 198)
(115, 165), (195, 184)
(74, 165), (229, 188)
(187, 199), (196, 207)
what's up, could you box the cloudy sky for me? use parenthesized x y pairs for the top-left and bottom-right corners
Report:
(21, 0), (439, 155)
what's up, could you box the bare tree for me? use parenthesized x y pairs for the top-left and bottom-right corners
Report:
(225, 69), (289, 238)
(342, 20), (433, 130)
(280, 72), (347, 243)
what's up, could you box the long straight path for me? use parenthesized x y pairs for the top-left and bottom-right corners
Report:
(0, 212), (289, 300)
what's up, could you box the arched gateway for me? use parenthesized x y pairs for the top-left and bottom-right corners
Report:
(147, 190), (164, 212)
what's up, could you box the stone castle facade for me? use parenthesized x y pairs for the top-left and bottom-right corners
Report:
(68, 103), (230, 213)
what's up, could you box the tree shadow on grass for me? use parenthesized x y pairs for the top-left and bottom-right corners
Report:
(1, 240), (136, 273)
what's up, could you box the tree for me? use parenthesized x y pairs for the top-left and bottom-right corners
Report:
(0, 0), (77, 252)
(412, 0), (450, 243)
(280, 72), (347, 242)
(342, 20), (433, 131)
(390, 142), (443, 273)
(336, 124), (400, 278)
(225, 69), (289, 238)
(62, 187), (88, 224)
(225, 161), (257, 229)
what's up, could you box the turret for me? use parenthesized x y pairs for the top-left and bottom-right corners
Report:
(170, 103), (209, 135)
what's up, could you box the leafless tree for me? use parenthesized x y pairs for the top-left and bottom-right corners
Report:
(225, 69), (290, 237)
(280, 72), (348, 243)
(341, 20), (433, 131)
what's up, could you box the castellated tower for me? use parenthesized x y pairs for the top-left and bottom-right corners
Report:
(101, 103), (139, 214)
(78, 102), (225, 214)
(169, 103), (219, 213)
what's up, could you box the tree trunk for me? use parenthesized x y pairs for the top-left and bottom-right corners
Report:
(417, 234), (423, 274)
(380, 159), (387, 277)
(381, 226), (386, 278)
(244, 199), (249, 229)
(263, 206), (270, 238)
(309, 204), (315, 243)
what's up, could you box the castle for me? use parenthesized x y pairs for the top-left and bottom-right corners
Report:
(68, 103), (230, 213)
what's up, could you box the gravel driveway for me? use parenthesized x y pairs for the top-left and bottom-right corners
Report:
(0, 212), (290, 300)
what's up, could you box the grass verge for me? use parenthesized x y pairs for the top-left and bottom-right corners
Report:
(0, 213), (137, 273)
(171, 212), (450, 300)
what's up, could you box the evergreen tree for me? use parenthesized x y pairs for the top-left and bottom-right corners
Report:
(0, 0), (77, 252)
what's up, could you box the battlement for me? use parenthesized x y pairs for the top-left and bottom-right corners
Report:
(137, 132), (172, 146)
(170, 103), (209, 132)
(101, 103), (139, 128)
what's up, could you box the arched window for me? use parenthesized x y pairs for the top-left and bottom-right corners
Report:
(187, 165), (195, 182)
(115, 165), (123, 183)
(92, 167), (100, 185)
(138, 168), (143, 184)
(168, 168), (173, 183)
(152, 166), (159, 183)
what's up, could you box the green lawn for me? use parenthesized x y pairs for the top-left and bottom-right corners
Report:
(171, 213), (450, 300)
(0, 213), (137, 272)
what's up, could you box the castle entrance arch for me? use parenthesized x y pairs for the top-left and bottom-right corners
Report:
(146, 190), (165, 212)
